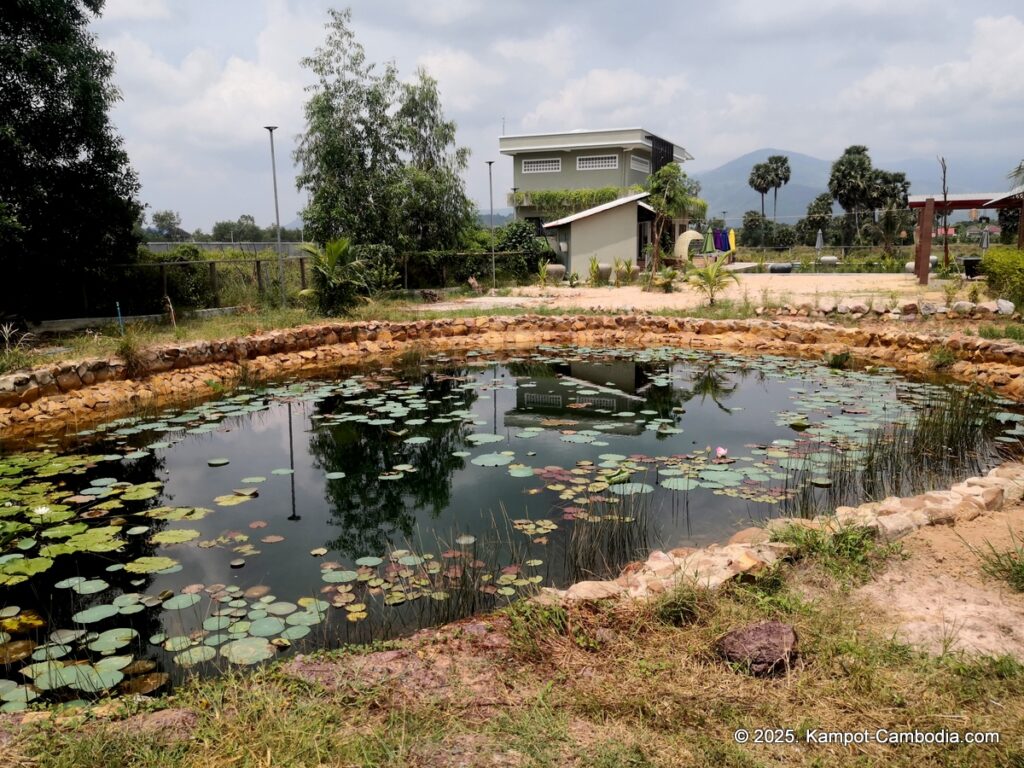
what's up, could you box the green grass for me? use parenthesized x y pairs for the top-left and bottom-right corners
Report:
(929, 345), (958, 369)
(978, 323), (1024, 343)
(770, 523), (899, 584)
(972, 528), (1024, 592)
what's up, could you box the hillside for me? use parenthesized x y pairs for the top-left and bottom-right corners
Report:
(693, 149), (1015, 226)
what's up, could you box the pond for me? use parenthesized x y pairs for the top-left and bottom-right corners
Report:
(1, 345), (1022, 708)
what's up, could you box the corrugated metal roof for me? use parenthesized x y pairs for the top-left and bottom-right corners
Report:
(542, 192), (651, 228)
(984, 185), (1024, 207)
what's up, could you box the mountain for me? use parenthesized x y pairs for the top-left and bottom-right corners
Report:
(694, 148), (1017, 227)
(693, 148), (831, 226)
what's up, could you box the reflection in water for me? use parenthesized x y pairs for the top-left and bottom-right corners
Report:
(307, 366), (477, 559)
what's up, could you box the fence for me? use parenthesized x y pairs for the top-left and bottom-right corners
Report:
(145, 241), (311, 256)
(726, 243), (986, 272)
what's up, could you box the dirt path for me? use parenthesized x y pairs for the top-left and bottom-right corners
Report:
(856, 504), (1024, 657)
(420, 273), (954, 313)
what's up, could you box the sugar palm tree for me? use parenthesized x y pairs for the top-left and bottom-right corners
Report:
(748, 163), (772, 217)
(766, 155), (791, 222)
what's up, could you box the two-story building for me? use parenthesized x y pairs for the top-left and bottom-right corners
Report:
(498, 127), (693, 275)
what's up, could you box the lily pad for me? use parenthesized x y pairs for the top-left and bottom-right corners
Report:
(220, 637), (275, 665)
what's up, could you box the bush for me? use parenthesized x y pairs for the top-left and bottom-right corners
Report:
(981, 246), (1024, 306)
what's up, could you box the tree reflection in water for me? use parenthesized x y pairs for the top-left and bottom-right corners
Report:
(307, 362), (479, 559)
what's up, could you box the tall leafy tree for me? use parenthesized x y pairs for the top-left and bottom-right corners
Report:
(645, 162), (706, 274)
(828, 145), (874, 238)
(294, 10), (474, 253)
(766, 155), (791, 222)
(747, 163), (772, 217)
(1, 0), (141, 318)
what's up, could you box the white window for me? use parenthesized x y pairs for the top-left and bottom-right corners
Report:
(522, 158), (561, 174)
(577, 154), (618, 171)
(630, 155), (651, 173)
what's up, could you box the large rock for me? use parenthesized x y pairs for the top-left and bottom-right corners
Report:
(997, 299), (1015, 315)
(847, 301), (869, 314)
(975, 301), (999, 316)
(716, 621), (798, 676)
(950, 301), (976, 315)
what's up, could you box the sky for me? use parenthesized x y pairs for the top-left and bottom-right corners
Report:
(90, 0), (1024, 232)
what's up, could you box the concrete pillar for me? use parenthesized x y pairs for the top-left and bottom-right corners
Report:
(917, 198), (934, 286)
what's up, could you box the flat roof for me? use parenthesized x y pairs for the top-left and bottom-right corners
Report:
(500, 127), (692, 163)
(908, 191), (1021, 209)
(543, 192), (650, 228)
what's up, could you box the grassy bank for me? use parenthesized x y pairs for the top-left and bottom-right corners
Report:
(12, 526), (1024, 768)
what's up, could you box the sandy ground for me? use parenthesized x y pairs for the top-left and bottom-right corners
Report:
(856, 504), (1024, 657)
(421, 273), (954, 313)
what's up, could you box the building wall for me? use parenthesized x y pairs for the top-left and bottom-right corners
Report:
(565, 203), (638, 275)
(513, 149), (653, 194)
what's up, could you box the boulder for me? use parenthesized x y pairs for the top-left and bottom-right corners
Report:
(836, 303), (850, 315)
(847, 301), (869, 315)
(716, 621), (798, 676)
(975, 301), (999, 316)
(950, 301), (976, 315)
(997, 299), (1015, 315)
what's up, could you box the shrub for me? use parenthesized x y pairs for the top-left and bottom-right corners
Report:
(981, 246), (1024, 305)
(588, 255), (606, 286)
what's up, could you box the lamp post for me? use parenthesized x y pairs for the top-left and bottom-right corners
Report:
(264, 126), (284, 307)
(511, 187), (518, 221)
(487, 160), (495, 291)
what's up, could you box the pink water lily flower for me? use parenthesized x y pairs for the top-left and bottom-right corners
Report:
(715, 446), (728, 458)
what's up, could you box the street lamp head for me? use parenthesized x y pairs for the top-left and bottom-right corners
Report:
(264, 125), (278, 132)
(486, 160), (494, 167)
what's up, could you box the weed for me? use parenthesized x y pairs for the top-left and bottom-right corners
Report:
(968, 282), (981, 303)
(537, 260), (549, 287)
(971, 528), (1024, 592)
(505, 600), (568, 660)
(943, 277), (962, 306)
(588, 255), (607, 287)
(824, 350), (852, 370)
(0, 322), (35, 373)
(771, 524), (898, 583)
(929, 345), (957, 370)
(114, 328), (147, 379)
(653, 583), (716, 627)
(978, 323), (1024, 342)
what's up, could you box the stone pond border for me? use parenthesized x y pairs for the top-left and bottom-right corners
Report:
(6, 314), (1024, 440)
(547, 461), (1024, 604)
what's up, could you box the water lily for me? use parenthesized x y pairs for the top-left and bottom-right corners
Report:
(715, 447), (728, 458)
(30, 505), (51, 517)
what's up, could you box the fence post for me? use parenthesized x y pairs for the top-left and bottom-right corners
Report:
(255, 259), (264, 297)
(209, 262), (220, 308)
(160, 264), (168, 299)
(299, 257), (307, 290)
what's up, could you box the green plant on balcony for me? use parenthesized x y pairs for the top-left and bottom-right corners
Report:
(512, 186), (643, 218)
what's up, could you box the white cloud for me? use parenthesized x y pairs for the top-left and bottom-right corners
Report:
(101, 0), (169, 21)
(494, 27), (576, 77)
(840, 15), (1024, 111)
(408, 0), (483, 26)
(417, 48), (504, 111)
(521, 69), (688, 131)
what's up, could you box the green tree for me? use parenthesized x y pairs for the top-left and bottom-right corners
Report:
(645, 162), (706, 273)
(1009, 160), (1024, 187)
(151, 210), (184, 240)
(828, 145), (874, 240)
(799, 193), (835, 245)
(766, 155), (791, 222)
(1, 0), (141, 317)
(295, 10), (474, 253)
(748, 163), (772, 217)
(740, 210), (768, 247)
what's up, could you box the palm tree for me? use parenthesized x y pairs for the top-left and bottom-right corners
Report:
(828, 146), (874, 245)
(766, 155), (791, 222)
(645, 162), (707, 275)
(748, 163), (772, 217)
(684, 259), (740, 306)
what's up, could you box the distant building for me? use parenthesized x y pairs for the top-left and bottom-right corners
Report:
(498, 128), (693, 273)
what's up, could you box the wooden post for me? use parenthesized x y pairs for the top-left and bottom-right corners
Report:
(209, 262), (219, 308)
(1019, 198), (1024, 251)
(299, 257), (307, 289)
(160, 264), (168, 298)
(255, 259), (264, 296)
(917, 198), (934, 286)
